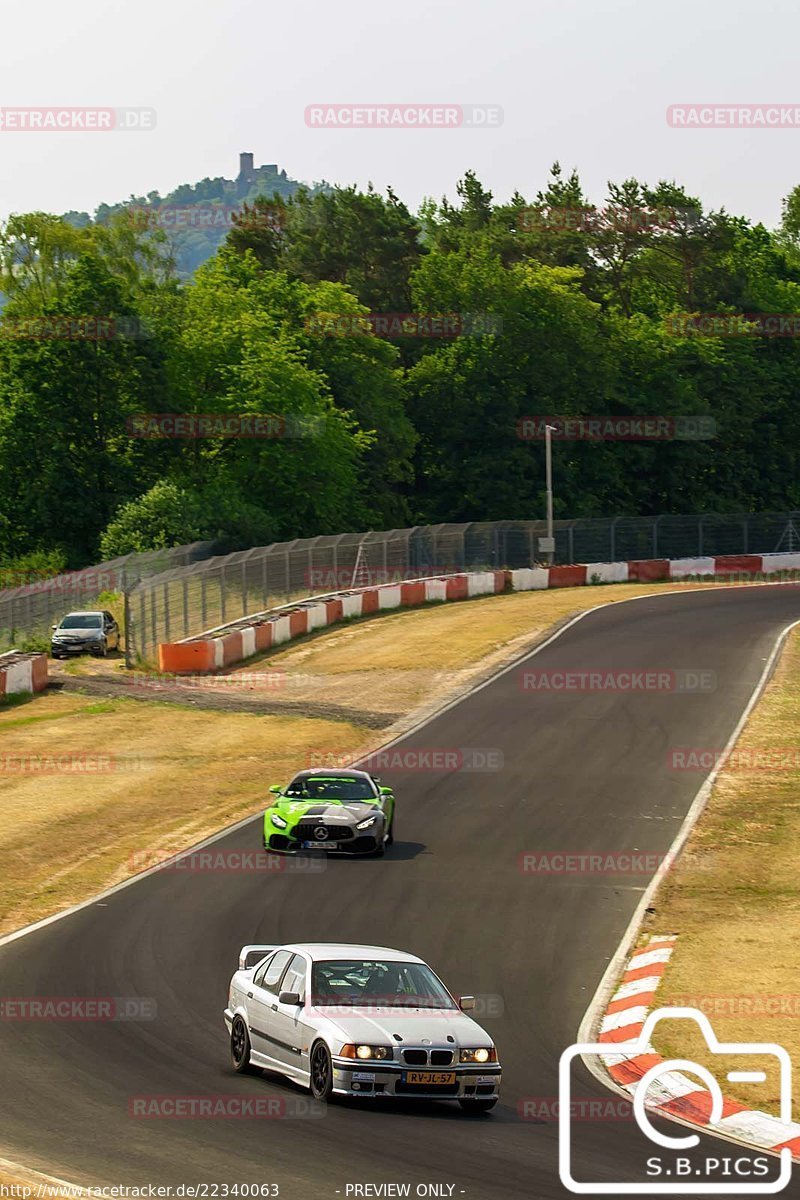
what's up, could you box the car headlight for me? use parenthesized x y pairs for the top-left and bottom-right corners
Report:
(356, 814), (378, 829)
(460, 1047), (496, 1063)
(341, 1044), (393, 1061)
(270, 812), (288, 829)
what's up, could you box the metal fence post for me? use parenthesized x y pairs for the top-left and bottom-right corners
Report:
(139, 592), (146, 663)
(183, 578), (189, 636)
(568, 525), (574, 564)
(262, 553), (268, 610)
(163, 582), (170, 644)
(123, 585), (133, 669)
(241, 561), (248, 619)
(201, 576), (207, 629)
(150, 589), (157, 656)
(220, 566), (226, 624)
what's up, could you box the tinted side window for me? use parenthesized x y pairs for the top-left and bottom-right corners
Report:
(261, 949), (293, 991)
(253, 953), (276, 988)
(281, 955), (307, 999)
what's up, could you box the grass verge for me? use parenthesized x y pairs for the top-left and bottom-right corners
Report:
(649, 626), (800, 1120)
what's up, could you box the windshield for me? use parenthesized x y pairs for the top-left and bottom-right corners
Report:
(285, 775), (376, 801)
(59, 615), (102, 630)
(310, 960), (457, 1009)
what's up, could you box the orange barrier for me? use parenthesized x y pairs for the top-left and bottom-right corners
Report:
(158, 640), (217, 673)
(400, 581), (426, 606)
(445, 575), (469, 601)
(627, 559), (669, 582)
(289, 610), (308, 638)
(361, 589), (380, 614)
(714, 554), (763, 575)
(548, 565), (588, 588)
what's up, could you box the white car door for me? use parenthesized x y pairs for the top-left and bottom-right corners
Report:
(262, 953), (312, 1078)
(246, 949), (293, 1067)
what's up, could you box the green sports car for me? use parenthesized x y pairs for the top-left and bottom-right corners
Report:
(263, 768), (396, 857)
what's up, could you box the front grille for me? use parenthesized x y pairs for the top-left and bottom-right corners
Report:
(430, 1050), (454, 1066)
(293, 823), (354, 841)
(402, 1049), (428, 1066)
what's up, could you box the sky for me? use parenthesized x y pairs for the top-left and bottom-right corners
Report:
(1, 0), (798, 227)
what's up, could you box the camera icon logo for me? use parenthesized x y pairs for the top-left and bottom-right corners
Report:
(559, 1006), (793, 1194)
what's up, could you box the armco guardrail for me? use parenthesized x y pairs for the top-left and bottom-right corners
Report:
(127, 512), (800, 666)
(156, 550), (800, 674)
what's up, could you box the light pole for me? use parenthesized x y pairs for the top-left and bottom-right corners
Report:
(537, 424), (557, 565)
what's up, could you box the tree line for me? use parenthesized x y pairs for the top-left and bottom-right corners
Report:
(1, 165), (800, 569)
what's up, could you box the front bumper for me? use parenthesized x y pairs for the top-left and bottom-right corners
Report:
(264, 832), (381, 855)
(331, 1056), (502, 1100)
(51, 641), (91, 655)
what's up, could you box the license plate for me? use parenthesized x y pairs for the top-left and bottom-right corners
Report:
(303, 840), (337, 849)
(404, 1071), (456, 1085)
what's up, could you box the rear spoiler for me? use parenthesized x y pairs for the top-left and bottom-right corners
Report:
(239, 944), (279, 970)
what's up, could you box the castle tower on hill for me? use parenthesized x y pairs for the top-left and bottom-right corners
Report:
(238, 152), (279, 184)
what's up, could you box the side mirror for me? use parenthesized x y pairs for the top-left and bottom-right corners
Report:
(379, 786), (393, 796)
(51, 624), (58, 631)
(279, 991), (302, 1006)
(459, 996), (476, 1012)
(269, 784), (282, 794)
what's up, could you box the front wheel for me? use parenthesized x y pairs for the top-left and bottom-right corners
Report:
(231, 1015), (257, 1074)
(310, 1041), (334, 1101)
(458, 1097), (498, 1113)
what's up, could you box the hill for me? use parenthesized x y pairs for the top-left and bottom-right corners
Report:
(63, 152), (325, 277)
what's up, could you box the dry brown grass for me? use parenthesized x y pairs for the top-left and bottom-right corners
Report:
(0, 694), (367, 935)
(236, 580), (714, 715)
(649, 627), (800, 1118)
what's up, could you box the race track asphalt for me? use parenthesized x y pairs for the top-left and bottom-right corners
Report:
(2, 586), (800, 1199)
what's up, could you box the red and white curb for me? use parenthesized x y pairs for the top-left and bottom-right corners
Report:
(157, 550), (800, 674)
(598, 935), (800, 1159)
(0, 650), (48, 697)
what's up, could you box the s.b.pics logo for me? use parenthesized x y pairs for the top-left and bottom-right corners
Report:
(559, 1007), (793, 1193)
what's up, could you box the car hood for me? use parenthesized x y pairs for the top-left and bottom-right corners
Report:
(274, 800), (379, 823)
(311, 1006), (491, 1047)
(54, 627), (102, 637)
